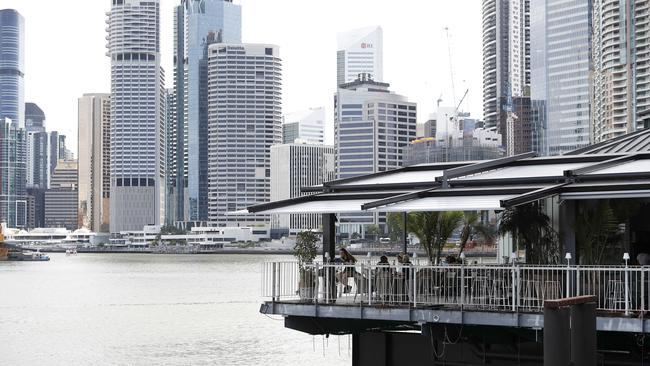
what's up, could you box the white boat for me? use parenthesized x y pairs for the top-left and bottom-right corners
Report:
(8, 250), (50, 262)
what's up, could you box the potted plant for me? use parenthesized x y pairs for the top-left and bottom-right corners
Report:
(294, 230), (318, 301)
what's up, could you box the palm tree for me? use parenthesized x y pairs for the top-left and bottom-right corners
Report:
(408, 211), (463, 264)
(458, 211), (495, 256)
(498, 202), (559, 264)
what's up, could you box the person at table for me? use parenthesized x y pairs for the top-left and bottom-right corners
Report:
(336, 248), (357, 293)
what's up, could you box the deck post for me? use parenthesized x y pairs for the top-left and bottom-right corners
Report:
(570, 302), (597, 366)
(543, 306), (570, 366)
(323, 213), (336, 301)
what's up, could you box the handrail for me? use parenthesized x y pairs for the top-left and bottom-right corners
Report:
(261, 262), (647, 314)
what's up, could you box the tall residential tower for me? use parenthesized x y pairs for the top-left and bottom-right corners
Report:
(592, 0), (650, 142)
(107, 0), (166, 232)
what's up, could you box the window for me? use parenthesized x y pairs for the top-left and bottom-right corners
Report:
(265, 48), (273, 56)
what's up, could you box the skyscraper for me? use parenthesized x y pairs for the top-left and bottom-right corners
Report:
(337, 26), (383, 86)
(482, 0), (532, 154)
(26, 130), (49, 189)
(78, 93), (111, 232)
(0, 9), (25, 128)
(45, 160), (78, 230)
(172, 0), (242, 223)
(0, 10), (27, 228)
(530, 0), (592, 155)
(592, 0), (650, 142)
(334, 74), (417, 234)
(25, 103), (45, 132)
(207, 43), (282, 225)
(282, 107), (325, 144)
(0, 118), (26, 228)
(107, 0), (166, 233)
(334, 74), (417, 179)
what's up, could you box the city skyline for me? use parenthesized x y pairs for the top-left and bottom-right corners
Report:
(1, 0), (483, 150)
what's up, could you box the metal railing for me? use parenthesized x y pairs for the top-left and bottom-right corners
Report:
(261, 261), (649, 314)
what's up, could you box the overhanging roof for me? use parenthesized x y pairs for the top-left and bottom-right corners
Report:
(248, 131), (650, 215)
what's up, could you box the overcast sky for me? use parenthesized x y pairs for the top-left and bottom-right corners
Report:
(2, 0), (482, 151)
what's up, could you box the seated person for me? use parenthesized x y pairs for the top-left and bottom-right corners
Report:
(336, 248), (357, 293)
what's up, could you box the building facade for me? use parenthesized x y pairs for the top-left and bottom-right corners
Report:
(0, 118), (26, 228)
(592, 0), (650, 142)
(337, 26), (383, 86)
(25, 103), (45, 132)
(45, 160), (78, 230)
(0, 9), (25, 128)
(78, 93), (111, 232)
(207, 43), (282, 226)
(107, 0), (166, 233)
(270, 142), (335, 235)
(26, 131), (49, 189)
(282, 107), (325, 144)
(483, 0), (532, 154)
(530, 0), (592, 155)
(334, 74), (417, 232)
(172, 0), (242, 223)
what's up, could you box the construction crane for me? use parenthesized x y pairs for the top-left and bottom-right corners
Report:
(444, 26), (457, 107)
(456, 89), (469, 113)
(436, 94), (443, 108)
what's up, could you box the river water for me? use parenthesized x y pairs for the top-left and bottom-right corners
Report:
(0, 254), (351, 366)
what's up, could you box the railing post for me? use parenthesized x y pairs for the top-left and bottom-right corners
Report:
(625, 264), (630, 316)
(576, 267), (581, 297)
(461, 262), (466, 308)
(314, 264), (319, 303)
(566, 264), (571, 298)
(413, 266), (417, 307)
(325, 263), (330, 304)
(272, 262), (277, 302)
(368, 264), (372, 306)
(642, 267), (645, 312)
(512, 262), (517, 312)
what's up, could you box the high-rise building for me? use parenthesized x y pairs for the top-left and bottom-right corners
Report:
(270, 142), (335, 235)
(25, 103), (45, 132)
(530, 0), (592, 155)
(0, 10), (26, 228)
(482, 0), (531, 154)
(48, 131), (68, 173)
(164, 88), (177, 225)
(592, 0), (650, 142)
(172, 0), (242, 223)
(26, 131), (50, 189)
(337, 26), (383, 86)
(334, 74), (416, 233)
(0, 118), (27, 228)
(335, 74), (417, 179)
(107, 0), (166, 233)
(45, 160), (78, 230)
(0, 9), (25, 128)
(282, 107), (325, 144)
(78, 93), (111, 232)
(207, 43), (282, 225)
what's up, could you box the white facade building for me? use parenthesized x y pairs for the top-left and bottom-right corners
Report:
(336, 26), (383, 86)
(106, 0), (166, 233)
(207, 43), (282, 225)
(270, 142), (335, 234)
(282, 107), (325, 144)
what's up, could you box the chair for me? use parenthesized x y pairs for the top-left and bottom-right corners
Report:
(521, 279), (542, 310)
(606, 279), (627, 311)
(470, 276), (490, 308)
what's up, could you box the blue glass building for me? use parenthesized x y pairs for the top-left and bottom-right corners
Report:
(172, 0), (241, 223)
(0, 9), (25, 128)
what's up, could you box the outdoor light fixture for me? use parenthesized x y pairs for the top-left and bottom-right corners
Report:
(459, 252), (466, 261)
(324, 252), (330, 262)
(623, 253), (630, 261)
(565, 253), (572, 260)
